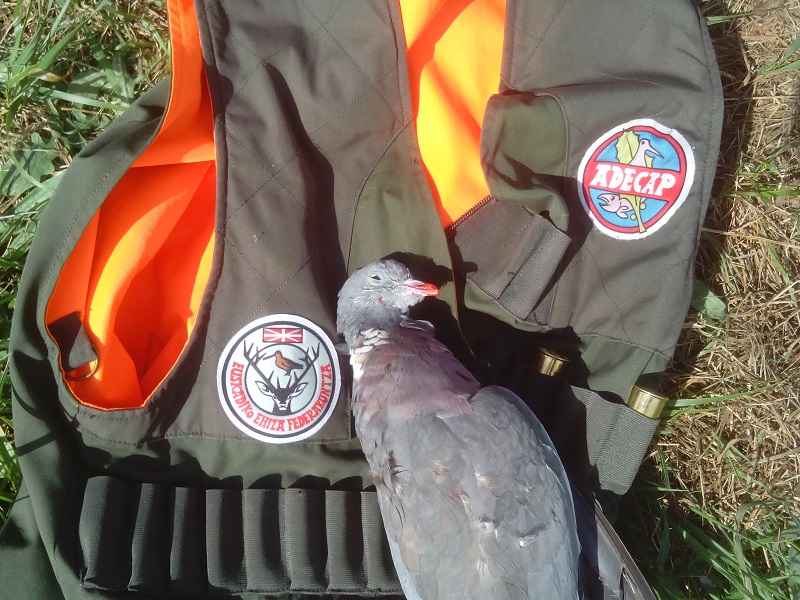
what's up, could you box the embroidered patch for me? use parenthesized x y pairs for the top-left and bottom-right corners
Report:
(577, 119), (695, 240)
(217, 314), (341, 443)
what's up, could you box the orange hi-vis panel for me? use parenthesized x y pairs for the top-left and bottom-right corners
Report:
(45, 0), (505, 409)
(46, 0), (216, 409)
(401, 0), (505, 227)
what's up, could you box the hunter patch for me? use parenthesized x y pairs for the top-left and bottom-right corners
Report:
(217, 314), (341, 443)
(577, 119), (695, 240)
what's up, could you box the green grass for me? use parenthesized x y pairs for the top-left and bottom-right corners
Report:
(2, 1), (799, 598)
(619, 406), (800, 599)
(0, 0), (168, 521)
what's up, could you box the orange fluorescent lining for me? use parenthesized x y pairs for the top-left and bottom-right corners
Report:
(45, 0), (216, 409)
(400, 0), (505, 227)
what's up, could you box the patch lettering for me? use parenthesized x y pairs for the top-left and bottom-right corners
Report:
(577, 119), (695, 240)
(217, 315), (341, 443)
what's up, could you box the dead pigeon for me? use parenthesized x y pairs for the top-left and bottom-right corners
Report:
(337, 259), (580, 600)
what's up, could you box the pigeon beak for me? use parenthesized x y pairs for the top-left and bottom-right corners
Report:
(399, 279), (439, 297)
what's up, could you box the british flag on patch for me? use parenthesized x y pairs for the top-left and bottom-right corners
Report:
(263, 327), (303, 343)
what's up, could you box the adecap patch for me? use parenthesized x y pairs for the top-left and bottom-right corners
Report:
(217, 314), (341, 443)
(577, 119), (695, 240)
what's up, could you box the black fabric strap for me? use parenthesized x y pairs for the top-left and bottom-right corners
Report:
(78, 477), (402, 595)
(47, 311), (97, 373)
(449, 196), (571, 324)
(572, 489), (657, 600)
(549, 384), (660, 496)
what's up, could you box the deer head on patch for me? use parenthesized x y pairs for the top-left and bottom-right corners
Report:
(243, 342), (319, 415)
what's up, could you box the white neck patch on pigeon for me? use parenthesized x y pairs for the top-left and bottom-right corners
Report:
(350, 328), (390, 381)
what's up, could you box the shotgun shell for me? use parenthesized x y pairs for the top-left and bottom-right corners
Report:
(627, 386), (668, 419)
(536, 348), (569, 377)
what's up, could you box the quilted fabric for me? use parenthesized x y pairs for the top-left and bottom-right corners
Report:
(170, 1), (413, 441)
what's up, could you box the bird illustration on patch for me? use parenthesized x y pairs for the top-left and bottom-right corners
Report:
(577, 119), (695, 240)
(597, 193), (635, 219)
(269, 350), (303, 374)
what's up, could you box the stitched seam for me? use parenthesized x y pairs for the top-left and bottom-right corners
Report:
(607, 3), (655, 74)
(578, 332), (671, 361)
(302, 61), (403, 134)
(195, 254), (311, 367)
(301, 0), (398, 122)
(224, 129), (354, 224)
(385, 0), (407, 124)
(609, 230), (692, 347)
(509, 7), (702, 121)
(299, 65), (406, 205)
(194, 0), (211, 21)
(582, 236), (694, 352)
(695, 5), (722, 263)
(343, 115), (415, 269)
(540, 37), (692, 117)
(563, 232), (612, 269)
(512, 0), (569, 89)
(587, 249), (632, 342)
(222, 1), (346, 107)
(508, 1), (705, 68)
(223, 64), (401, 225)
(43, 155), (129, 294)
(502, 0), (517, 89)
(225, 128), (355, 223)
(584, 253), (688, 330)
(224, 129), (308, 216)
(512, 20), (703, 126)
(627, 245), (692, 307)
(75, 424), (351, 445)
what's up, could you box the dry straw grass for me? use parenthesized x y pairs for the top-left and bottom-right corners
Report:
(667, 0), (799, 514)
(643, 0), (800, 590)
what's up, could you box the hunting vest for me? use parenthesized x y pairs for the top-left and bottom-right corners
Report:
(2, 1), (722, 598)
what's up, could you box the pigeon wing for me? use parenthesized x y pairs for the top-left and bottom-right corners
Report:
(374, 385), (579, 600)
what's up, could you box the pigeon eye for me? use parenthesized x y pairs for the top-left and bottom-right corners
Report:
(369, 273), (382, 281)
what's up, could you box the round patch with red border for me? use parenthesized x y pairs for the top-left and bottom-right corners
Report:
(577, 119), (695, 240)
(217, 314), (341, 443)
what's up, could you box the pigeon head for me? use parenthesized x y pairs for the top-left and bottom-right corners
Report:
(337, 259), (438, 346)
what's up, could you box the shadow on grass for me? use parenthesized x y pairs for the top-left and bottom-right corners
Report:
(664, 0), (756, 396)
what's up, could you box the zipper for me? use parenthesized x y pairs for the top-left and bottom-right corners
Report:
(445, 195), (494, 233)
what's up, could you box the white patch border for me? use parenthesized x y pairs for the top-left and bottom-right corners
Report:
(216, 313), (341, 444)
(576, 118), (696, 240)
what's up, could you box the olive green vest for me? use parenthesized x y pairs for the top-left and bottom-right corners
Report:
(1, 1), (722, 598)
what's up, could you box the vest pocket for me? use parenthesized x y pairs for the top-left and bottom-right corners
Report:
(448, 196), (570, 324)
(547, 382), (660, 496)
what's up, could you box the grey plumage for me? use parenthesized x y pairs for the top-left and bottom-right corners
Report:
(337, 259), (580, 600)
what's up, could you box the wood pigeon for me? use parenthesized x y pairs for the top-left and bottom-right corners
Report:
(337, 259), (580, 600)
